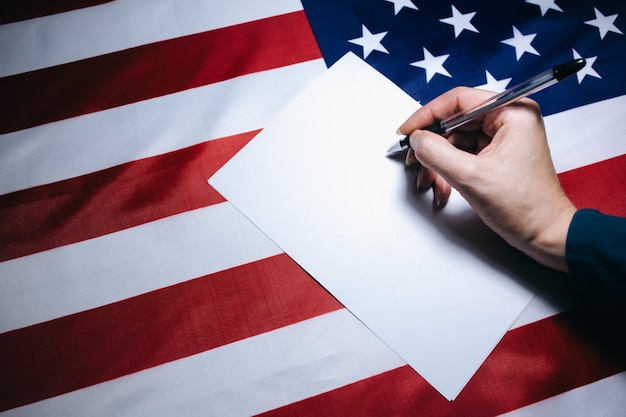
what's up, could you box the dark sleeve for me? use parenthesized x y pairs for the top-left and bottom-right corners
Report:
(566, 209), (626, 306)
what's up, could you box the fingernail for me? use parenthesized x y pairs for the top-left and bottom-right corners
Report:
(396, 128), (403, 135)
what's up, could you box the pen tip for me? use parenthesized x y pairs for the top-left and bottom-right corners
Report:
(386, 141), (404, 156)
(386, 134), (412, 156)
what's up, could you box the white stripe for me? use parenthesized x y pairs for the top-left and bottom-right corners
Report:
(498, 371), (626, 417)
(0, 309), (405, 417)
(0, 203), (282, 333)
(546, 94), (626, 173)
(0, 59), (326, 195)
(0, 0), (304, 77)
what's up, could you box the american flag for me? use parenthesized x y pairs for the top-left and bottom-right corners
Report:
(1, 0), (626, 416)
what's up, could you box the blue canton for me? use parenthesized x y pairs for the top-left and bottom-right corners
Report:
(302, 0), (625, 116)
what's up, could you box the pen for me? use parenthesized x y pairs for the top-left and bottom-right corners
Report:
(386, 58), (586, 155)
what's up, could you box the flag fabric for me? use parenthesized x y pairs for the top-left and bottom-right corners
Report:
(302, 0), (626, 116)
(0, 0), (114, 25)
(1, 0), (626, 416)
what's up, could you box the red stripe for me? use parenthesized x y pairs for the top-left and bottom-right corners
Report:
(0, 253), (343, 412)
(0, 131), (257, 262)
(0, 10), (321, 134)
(559, 153), (626, 217)
(256, 307), (626, 417)
(0, 0), (113, 24)
(3, 148), (623, 263)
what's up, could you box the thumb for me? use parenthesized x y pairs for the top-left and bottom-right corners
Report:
(409, 130), (475, 189)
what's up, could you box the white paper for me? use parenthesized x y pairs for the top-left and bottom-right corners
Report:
(209, 52), (535, 400)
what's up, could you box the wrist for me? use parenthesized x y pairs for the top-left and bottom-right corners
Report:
(527, 201), (576, 272)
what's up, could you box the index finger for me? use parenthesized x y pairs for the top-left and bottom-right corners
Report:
(397, 87), (496, 135)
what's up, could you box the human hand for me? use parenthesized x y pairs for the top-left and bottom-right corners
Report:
(398, 87), (576, 272)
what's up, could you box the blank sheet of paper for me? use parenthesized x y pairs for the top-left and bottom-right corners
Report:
(209, 52), (535, 400)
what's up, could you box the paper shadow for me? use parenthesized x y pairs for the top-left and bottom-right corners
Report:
(400, 164), (582, 307)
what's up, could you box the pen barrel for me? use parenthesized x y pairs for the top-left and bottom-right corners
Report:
(442, 69), (556, 132)
(390, 59), (584, 154)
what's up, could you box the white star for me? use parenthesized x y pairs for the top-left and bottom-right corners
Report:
(572, 49), (601, 83)
(384, 0), (418, 15)
(439, 5), (479, 38)
(348, 25), (389, 59)
(501, 26), (540, 60)
(410, 48), (451, 82)
(585, 7), (623, 40)
(474, 71), (512, 92)
(525, 0), (563, 16)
